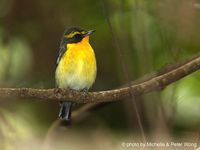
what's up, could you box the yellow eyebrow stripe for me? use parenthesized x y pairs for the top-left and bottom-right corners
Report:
(65, 32), (79, 38)
(65, 31), (86, 38)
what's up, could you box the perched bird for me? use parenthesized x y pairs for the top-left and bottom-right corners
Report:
(55, 27), (97, 121)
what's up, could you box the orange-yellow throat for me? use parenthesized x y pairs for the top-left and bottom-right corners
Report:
(55, 36), (97, 90)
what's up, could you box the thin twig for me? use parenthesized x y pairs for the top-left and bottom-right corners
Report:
(100, 0), (146, 142)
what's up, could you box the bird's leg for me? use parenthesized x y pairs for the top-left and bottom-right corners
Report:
(82, 88), (89, 101)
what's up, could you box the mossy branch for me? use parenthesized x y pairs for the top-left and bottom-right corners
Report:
(0, 55), (200, 103)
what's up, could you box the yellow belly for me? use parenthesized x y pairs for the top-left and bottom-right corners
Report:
(55, 40), (97, 90)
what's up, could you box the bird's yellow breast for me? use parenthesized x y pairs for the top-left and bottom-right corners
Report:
(55, 36), (97, 90)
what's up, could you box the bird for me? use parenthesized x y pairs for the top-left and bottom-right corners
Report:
(55, 27), (97, 121)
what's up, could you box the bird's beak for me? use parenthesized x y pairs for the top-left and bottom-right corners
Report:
(85, 29), (96, 36)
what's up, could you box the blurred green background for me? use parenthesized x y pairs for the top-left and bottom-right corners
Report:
(0, 0), (200, 149)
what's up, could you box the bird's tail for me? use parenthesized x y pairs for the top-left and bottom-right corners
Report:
(59, 101), (72, 121)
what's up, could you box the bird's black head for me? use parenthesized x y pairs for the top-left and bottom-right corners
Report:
(62, 27), (95, 44)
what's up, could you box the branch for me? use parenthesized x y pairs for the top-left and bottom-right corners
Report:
(1, 55), (200, 103)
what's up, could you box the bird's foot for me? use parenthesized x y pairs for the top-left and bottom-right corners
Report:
(82, 88), (89, 102)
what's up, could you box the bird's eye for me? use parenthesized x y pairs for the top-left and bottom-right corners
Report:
(74, 34), (81, 39)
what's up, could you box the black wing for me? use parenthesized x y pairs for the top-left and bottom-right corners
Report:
(55, 38), (67, 87)
(56, 38), (67, 66)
